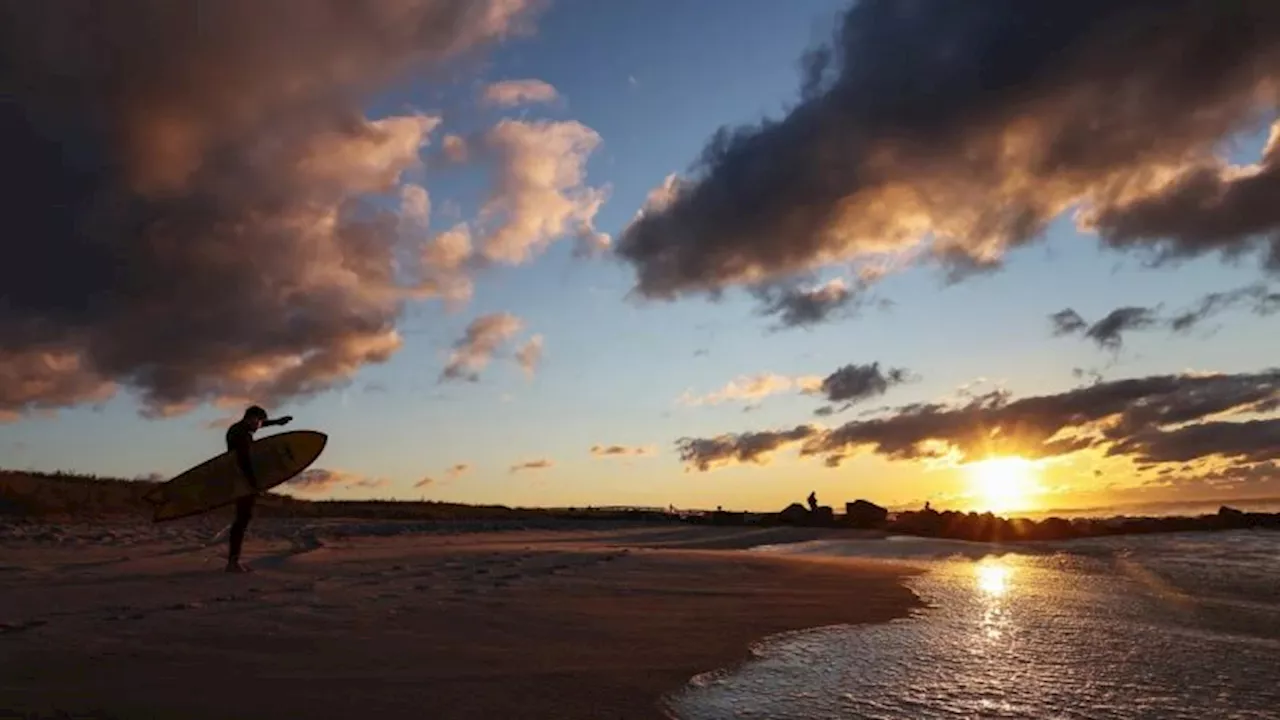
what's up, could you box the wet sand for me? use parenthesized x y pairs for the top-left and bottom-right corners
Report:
(0, 521), (920, 719)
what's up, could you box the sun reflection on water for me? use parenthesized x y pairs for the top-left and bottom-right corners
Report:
(974, 559), (1014, 643)
(975, 559), (1011, 597)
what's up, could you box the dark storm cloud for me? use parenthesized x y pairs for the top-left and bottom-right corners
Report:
(677, 370), (1280, 471)
(1087, 132), (1280, 269)
(1083, 307), (1161, 349)
(752, 277), (860, 329)
(811, 362), (911, 416)
(616, 1), (1280, 299)
(0, 0), (538, 419)
(1052, 283), (1279, 349)
(1169, 282), (1280, 331)
(676, 424), (822, 472)
(1050, 310), (1089, 336)
(1107, 418), (1280, 465)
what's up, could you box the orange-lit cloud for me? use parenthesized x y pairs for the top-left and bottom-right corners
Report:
(442, 134), (469, 163)
(510, 458), (553, 473)
(0, 0), (541, 419)
(482, 79), (560, 107)
(590, 444), (655, 458)
(679, 373), (822, 407)
(288, 468), (391, 493)
(478, 119), (611, 262)
(678, 369), (1280, 481)
(617, 2), (1280, 302)
(516, 335), (544, 378)
(441, 313), (524, 382)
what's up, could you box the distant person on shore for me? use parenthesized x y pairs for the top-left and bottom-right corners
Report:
(224, 405), (292, 573)
(807, 491), (818, 512)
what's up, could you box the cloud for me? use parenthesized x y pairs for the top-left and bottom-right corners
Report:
(1169, 282), (1280, 331)
(401, 182), (478, 306)
(0, 0), (539, 419)
(400, 183), (432, 227)
(1083, 307), (1162, 350)
(628, 174), (684, 222)
(477, 119), (611, 262)
(813, 362), (911, 414)
(481, 79), (560, 107)
(441, 134), (469, 164)
(1085, 121), (1280, 269)
(676, 424), (824, 472)
(416, 222), (477, 304)
(677, 368), (1280, 472)
(615, 1), (1280, 300)
(1052, 282), (1280, 348)
(1150, 460), (1280, 496)
(678, 373), (822, 406)
(590, 444), (655, 457)
(414, 476), (435, 489)
(752, 277), (861, 329)
(288, 468), (390, 493)
(445, 463), (471, 479)
(1107, 418), (1280, 465)
(441, 312), (523, 382)
(516, 334), (544, 378)
(510, 458), (552, 473)
(1050, 309), (1089, 336)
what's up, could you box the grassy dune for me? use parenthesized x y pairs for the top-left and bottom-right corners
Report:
(0, 468), (674, 523)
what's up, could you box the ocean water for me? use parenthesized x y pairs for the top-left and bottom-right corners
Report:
(665, 531), (1280, 720)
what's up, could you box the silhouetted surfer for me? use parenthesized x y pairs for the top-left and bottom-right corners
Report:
(224, 405), (292, 573)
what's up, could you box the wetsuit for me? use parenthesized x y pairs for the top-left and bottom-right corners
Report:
(225, 420), (259, 564)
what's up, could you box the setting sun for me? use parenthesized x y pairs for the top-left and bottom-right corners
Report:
(965, 456), (1040, 513)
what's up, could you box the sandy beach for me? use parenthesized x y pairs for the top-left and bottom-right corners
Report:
(1, 520), (919, 719)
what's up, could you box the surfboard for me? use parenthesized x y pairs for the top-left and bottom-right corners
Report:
(143, 430), (327, 523)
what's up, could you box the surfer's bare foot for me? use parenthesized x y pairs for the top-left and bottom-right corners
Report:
(225, 561), (253, 573)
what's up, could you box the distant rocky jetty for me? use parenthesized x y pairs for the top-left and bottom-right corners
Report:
(886, 504), (1280, 542)
(758, 497), (1280, 541)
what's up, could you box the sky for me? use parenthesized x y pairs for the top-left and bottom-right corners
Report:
(2, 0), (1280, 514)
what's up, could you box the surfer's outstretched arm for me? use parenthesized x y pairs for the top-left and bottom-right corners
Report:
(262, 415), (294, 428)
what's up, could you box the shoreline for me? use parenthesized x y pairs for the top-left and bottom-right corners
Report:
(0, 523), (922, 720)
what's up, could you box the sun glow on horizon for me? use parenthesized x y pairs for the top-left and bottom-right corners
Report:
(964, 456), (1042, 513)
